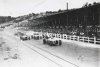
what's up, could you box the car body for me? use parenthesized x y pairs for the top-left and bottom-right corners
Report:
(43, 37), (62, 46)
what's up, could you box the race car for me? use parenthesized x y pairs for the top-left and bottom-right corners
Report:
(32, 32), (43, 40)
(43, 37), (62, 46)
(25, 31), (34, 39)
(14, 32), (25, 37)
(20, 35), (30, 41)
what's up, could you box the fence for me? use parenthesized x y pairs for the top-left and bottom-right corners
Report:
(45, 33), (100, 45)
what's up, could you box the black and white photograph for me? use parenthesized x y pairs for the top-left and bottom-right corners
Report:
(0, 0), (100, 67)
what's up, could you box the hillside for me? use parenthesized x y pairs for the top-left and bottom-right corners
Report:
(0, 16), (15, 24)
(13, 12), (58, 28)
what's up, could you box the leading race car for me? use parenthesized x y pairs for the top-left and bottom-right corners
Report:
(43, 37), (62, 46)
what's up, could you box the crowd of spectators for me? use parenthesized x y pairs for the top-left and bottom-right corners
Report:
(29, 25), (100, 38)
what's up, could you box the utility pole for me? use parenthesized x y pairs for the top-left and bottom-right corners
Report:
(67, 2), (68, 10)
(66, 2), (68, 26)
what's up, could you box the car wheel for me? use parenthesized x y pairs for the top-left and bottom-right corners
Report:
(43, 39), (46, 44)
(59, 40), (62, 46)
(49, 43), (53, 46)
(50, 41), (53, 46)
(55, 40), (58, 44)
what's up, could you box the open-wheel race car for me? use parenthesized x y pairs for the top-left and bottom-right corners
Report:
(43, 37), (62, 46)
(32, 32), (43, 40)
(20, 35), (30, 41)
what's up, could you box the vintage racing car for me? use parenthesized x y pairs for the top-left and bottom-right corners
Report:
(20, 35), (30, 41)
(32, 32), (43, 40)
(43, 37), (62, 46)
(14, 32), (25, 36)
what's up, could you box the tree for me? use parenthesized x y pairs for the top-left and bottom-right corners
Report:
(82, 2), (88, 8)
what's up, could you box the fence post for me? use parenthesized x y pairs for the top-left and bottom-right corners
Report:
(88, 37), (89, 43)
(56, 34), (58, 38)
(94, 37), (96, 44)
(69, 35), (71, 40)
(77, 36), (79, 41)
(83, 37), (85, 42)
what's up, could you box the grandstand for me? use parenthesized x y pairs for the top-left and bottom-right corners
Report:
(29, 3), (100, 38)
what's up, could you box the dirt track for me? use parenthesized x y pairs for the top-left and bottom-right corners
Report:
(24, 38), (99, 67)
(0, 26), (100, 67)
(0, 27), (62, 67)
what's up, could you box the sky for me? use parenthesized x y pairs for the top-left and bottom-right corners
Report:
(0, 0), (100, 17)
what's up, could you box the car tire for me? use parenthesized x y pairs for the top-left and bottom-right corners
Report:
(59, 40), (62, 46)
(43, 39), (46, 44)
(50, 41), (53, 46)
(55, 40), (58, 44)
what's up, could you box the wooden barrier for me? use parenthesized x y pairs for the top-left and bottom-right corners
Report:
(63, 34), (67, 39)
(44, 32), (100, 45)
(95, 38), (100, 44)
